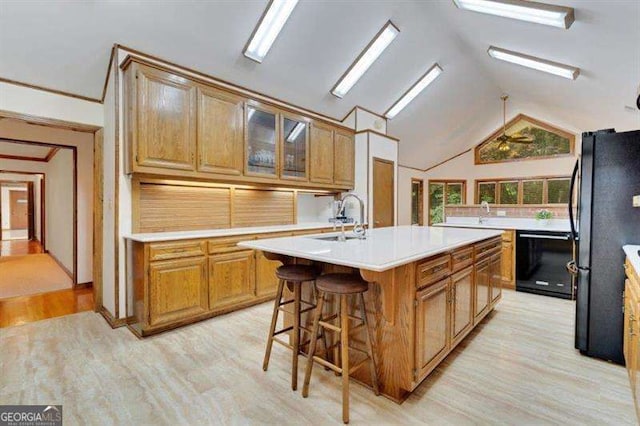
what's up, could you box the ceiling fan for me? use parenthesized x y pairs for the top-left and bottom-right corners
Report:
(496, 95), (533, 152)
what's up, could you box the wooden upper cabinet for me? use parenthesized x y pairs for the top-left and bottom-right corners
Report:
(197, 87), (244, 175)
(135, 64), (197, 171)
(334, 130), (355, 187)
(280, 114), (309, 181)
(309, 122), (335, 184)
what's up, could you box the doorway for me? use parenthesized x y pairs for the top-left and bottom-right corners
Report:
(0, 181), (32, 240)
(411, 178), (424, 226)
(372, 157), (395, 228)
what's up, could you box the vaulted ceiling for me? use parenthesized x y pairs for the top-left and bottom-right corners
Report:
(0, 0), (638, 169)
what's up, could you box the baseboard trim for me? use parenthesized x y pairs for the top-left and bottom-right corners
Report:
(47, 251), (73, 280)
(98, 306), (128, 328)
(75, 281), (93, 289)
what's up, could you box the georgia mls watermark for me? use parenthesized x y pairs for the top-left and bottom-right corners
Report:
(0, 405), (62, 426)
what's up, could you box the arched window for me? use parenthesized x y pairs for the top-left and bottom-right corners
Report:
(475, 114), (575, 165)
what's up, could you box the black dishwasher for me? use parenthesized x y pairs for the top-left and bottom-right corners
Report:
(516, 230), (574, 299)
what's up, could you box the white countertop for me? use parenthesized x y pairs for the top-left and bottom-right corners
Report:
(125, 222), (340, 243)
(624, 245), (640, 275)
(435, 217), (571, 233)
(238, 225), (503, 272)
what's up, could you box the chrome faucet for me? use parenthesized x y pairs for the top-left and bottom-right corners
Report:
(336, 193), (366, 239)
(479, 201), (490, 224)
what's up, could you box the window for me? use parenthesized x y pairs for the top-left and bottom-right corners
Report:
(475, 114), (575, 165)
(411, 179), (424, 225)
(547, 178), (571, 204)
(499, 181), (519, 204)
(429, 180), (466, 225)
(475, 176), (571, 205)
(522, 180), (544, 204)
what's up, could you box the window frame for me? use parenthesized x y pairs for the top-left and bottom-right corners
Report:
(410, 178), (424, 226)
(474, 114), (576, 165)
(428, 179), (467, 225)
(474, 175), (571, 205)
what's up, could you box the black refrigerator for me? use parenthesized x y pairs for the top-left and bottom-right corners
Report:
(569, 129), (640, 365)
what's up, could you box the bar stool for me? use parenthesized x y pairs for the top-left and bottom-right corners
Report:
(302, 273), (380, 424)
(263, 264), (323, 391)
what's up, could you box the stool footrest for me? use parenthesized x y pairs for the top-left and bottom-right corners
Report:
(278, 305), (316, 315)
(272, 337), (293, 350)
(318, 320), (341, 333)
(313, 355), (342, 374)
(273, 326), (293, 336)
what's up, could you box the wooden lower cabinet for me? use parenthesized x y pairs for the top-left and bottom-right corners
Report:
(415, 278), (451, 381)
(490, 252), (502, 305)
(451, 266), (473, 347)
(129, 226), (339, 336)
(209, 250), (255, 311)
(501, 231), (515, 288)
(624, 257), (640, 420)
(148, 257), (208, 327)
(474, 257), (491, 323)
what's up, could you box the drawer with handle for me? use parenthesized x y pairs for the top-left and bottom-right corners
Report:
(452, 247), (474, 272)
(417, 254), (452, 289)
(208, 235), (257, 254)
(474, 237), (502, 260)
(149, 240), (207, 261)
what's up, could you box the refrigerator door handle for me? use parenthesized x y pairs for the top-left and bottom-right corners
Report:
(568, 159), (579, 241)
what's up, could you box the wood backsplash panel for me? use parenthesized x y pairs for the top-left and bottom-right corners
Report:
(139, 183), (231, 232)
(233, 189), (295, 227)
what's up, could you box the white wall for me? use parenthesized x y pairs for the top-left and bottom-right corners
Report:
(45, 149), (74, 274)
(0, 120), (94, 283)
(0, 81), (103, 127)
(355, 108), (387, 133)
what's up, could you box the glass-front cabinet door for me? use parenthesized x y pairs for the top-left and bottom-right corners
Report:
(246, 105), (278, 177)
(281, 115), (308, 180)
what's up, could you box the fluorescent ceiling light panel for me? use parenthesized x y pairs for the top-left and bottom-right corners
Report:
(384, 63), (442, 119)
(244, 0), (299, 63)
(331, 21), (400, 98)
(453, 0), (574, 29)
(488, 46), (580, 80)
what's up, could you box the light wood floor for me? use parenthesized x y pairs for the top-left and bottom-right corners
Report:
(0, 239), (43, 256)
(0, 287), (93, 328)
(0, 290), (635, 424)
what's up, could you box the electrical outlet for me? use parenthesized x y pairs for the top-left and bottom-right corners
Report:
(497, 210), (507, 217)
(633, 195), (640, 207)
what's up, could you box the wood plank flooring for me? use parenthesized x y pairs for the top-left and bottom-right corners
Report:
(0, 290), (634, 424)
(0, 287), (94, 328)
(0, 239), (43, 256)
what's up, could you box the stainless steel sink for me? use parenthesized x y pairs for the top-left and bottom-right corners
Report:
(310, 235), (360, 242)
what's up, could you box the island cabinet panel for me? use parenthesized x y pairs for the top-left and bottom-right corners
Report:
(333, 130), (355, 187)
(415, 278), (451, 382)
(255, 232), (294, 297)
(208, 250), (256, 311)
(490, 252), (503, 305)
(624, 256), (640, 420)
(474, 257), (491, 323)
(134, 64), (197, 172)
(309, 122), (334, 184)
(196, 86), (244, 175)
(148, 257), (208, 326)
(451, 266), (474, 347)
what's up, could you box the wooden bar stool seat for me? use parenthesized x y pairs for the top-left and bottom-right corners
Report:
(302, 273), (380, 424)
(263, 264), (325, 391)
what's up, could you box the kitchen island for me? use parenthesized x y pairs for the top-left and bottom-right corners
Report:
(239, 225), (504, 402)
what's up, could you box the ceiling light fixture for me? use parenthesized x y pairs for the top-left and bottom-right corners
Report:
(384, 63), (442, 119)
(488, 46), (580, 80)
(243, 0), (299, 63)
(331, 21), (400, 98)
(453, 0), (575, 29)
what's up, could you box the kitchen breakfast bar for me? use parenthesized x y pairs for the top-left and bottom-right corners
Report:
(239, 225), (504, 403)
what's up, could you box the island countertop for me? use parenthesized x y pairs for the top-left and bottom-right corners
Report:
(238, 225), (503, 272)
